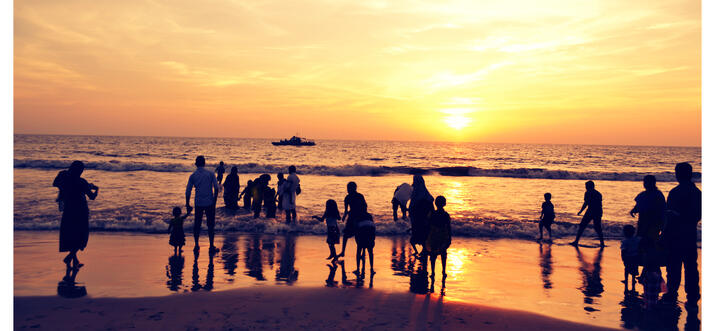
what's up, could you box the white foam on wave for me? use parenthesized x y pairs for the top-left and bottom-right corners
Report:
(14, 158), (699, 182)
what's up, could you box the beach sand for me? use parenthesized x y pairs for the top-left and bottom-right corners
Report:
(14, 231), (700, 329)
(15, 286), (615, 330)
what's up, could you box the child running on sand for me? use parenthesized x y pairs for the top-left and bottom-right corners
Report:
(620, 225), (640, 291)
(168, 206), (192, 255)
(312, 199), (341, 260)
(425, 196), (451, 278)
(355, 212), (376, 277)
(538, 193), (554, 241)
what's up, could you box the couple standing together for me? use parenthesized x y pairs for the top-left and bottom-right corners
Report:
(185, 156), (300, 252)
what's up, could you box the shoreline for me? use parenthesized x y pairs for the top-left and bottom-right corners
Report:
(15, 286), (616, 330)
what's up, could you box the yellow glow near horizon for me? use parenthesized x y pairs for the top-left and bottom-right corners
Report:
(13, 0), (701, 146)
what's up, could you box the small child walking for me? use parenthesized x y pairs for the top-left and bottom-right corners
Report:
(168, 206), (192, 255)
(425, 196), (451, 279)
(312, 199), (342, 260)
(538, 193), (554, 241)
(620, 225), (641, 291)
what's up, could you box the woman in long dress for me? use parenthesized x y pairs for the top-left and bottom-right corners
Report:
(222, 166), (240, 209)
(408, 175), (434, 255)
(53, 161), (99, 270)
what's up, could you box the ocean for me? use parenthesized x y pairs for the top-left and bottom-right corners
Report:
(13, 134), (701, 240)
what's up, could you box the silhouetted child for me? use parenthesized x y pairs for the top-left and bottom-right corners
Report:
(425, 196), (451, 278)
(215, 161), (226, 185)
(263, 186), (277, 218)
(620, 225), (640, 291)
(539, 193), (554, 241)
(355, 212), (376, 277)
(239, 180), (253, 210)
(641, 261), (665, 310)
(276, 173), (285, 211)
(168, 206), (192, 255)
(313, 199), (341, 260)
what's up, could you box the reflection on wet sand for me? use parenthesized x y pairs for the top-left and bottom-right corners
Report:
(276, 235), (298, 284)
(57, 267), (86, 298)
(191, 250), (215, 291)
(390, 237), (444, 295)
(245, 234), (267, 281)
(221, 234), (239, 281)
(575, 246), (604, 311)
(539, 242), (553, 291)
(166, 254), (185, 291)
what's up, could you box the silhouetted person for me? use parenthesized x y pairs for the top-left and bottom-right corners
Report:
(186, 155), (220, 253)
(168, 206), (192, 255)
(392, 183), (412, 222)
(538, 193), (554, 241)
(570, 180), (604, 247)
(662, 162), (701, 307)
(222, 166), (240, 209)
(409, 175), (434, 255)
(239, 180), (253, 210)
(166, 254), (185, 291)
(262, 177), (277, 218)
(355, 213), (376, 278)
(251, 175), (265, 218)
(215, 161), (226, 185)
(53, 161), (99, 270)
(337, 181), (367, 258)
(620, 225), (640, 291)
(630, 175), (666, 254)
(282, 165), (300, 223)
(425, 196), (451, 279)
(276, 173), (285, 211)
(312, 199), (341, 260)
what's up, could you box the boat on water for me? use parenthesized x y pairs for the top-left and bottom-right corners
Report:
(272, 136), (316, 146)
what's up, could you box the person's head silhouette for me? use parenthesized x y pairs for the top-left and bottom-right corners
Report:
(347, 181), (357, 193)
(230, 166), (238, 175)
(643, 175), (657, 190)
(585, 180), (595, 191)
(289, 165), (296, 174)
(675, 162), (693, 184)
(544, 192), (552, 201)
(195, 156), (206, 168)
(435, 195), (446, 209)
(278, 173), (284, 180)
(68, 160), (84, 177)
(173, 207), (182, 218)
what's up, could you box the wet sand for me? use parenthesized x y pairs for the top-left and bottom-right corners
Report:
(14, 231), (700, 329)
(15, 286), (615, 330)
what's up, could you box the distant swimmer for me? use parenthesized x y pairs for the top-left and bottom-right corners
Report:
(392, 183), (412, 222)
(569, 180), (604, 247)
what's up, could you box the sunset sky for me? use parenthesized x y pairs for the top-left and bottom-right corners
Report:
(14, 0), (701, 146)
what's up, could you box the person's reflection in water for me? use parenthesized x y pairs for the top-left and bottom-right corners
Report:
(191, 249), (202, 291)
(276, 235), (298, 284)
(57, 266), (86, 298)
(221, 234), (239, 282)
(619, 290), (643, 329)
(245, 234), (265, 281)
(409, 256), (430, 294)
(575, 246), (604, 310)
(204, 252), (215, 291)
(391, 237), (410, 276)
(539, 242), (553, 291)
(326, 261), (338, 287)
(166, 254), (185, 291)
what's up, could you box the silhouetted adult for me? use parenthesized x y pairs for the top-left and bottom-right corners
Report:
(570, 180), (604, 247)
(222, 166), (240, 209)
(216, 161), (226, 185)
(282, 165), (300, 223)
(53, 161), (99, 270)
(409, 175), (434, 255)
(186, 155), (220, 253)
(629, 175), (666, 251)
(337, 181), (367, 258)
(661, 162), (701, 306)
(392, 183), (412, 222)
(276, 173), (285, 211)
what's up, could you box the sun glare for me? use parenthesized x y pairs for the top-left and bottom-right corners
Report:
(441, 108), (474, 130)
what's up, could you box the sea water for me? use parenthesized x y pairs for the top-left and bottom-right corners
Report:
(14, 134), (701, 240)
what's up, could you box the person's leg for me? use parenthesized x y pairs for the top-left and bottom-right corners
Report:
(328, 244), (336, 259)
(571, 215), (591, 245)
(401, 203), (407, 219)
(194, 207), (205, 249)
(392, 198), (399, 222)
(547, 225), (552, 240)
(368, 247), (374, 273)
(593, 215), (604, 246)
(291, 209), (297, 222)
(207, 205), (216, 250)
(430, 254), (437, 276)
(683, 244), (700, 303)
(338, 235), (348, 257)
(285, 210), (291, 223)
(441, 252), (447, 276)
(355, 246), (362, 274)
(538, 224), (543, 240)
(664, 247), (683, 301)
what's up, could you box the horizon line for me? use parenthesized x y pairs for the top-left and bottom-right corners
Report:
(12, 132), (702, 149)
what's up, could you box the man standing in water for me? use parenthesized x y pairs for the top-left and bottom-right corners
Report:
(661, 162), (701, 308)
(283, 165), (300, 223)
(186, 155), (220, 253)
(570, 180), (605, 247)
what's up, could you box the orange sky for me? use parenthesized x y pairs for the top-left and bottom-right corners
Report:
(14, 0), (701, 146)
